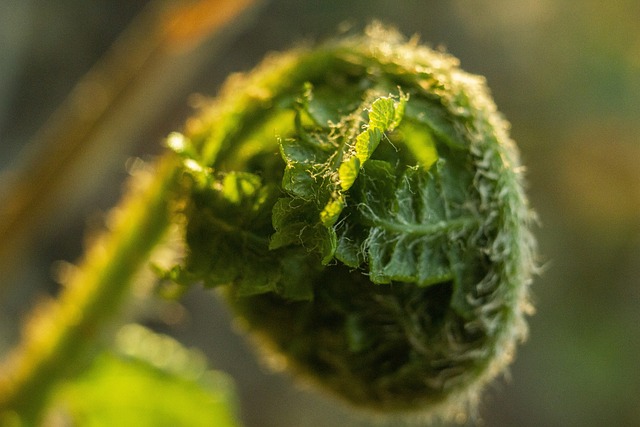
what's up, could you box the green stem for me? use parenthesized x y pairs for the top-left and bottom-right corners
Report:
(0, 153), (182, 424)
(368, 216), (478, 236)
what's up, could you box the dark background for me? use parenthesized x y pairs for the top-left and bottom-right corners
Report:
(1, 1), (639, 426)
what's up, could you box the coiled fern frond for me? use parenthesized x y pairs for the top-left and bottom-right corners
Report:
(165, 23), (537, 419)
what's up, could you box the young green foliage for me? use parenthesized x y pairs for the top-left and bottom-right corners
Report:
(273, 88), (409, 264)
(167, 23), (536, 421)
(48, 325), (241, 427)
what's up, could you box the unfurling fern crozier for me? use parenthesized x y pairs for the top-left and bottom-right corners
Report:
(166, 24), (536, 419)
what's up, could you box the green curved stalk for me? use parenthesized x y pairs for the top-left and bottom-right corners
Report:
(0, 154), (182, 425)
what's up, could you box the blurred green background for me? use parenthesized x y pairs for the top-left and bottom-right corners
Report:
(1, 1), (639, 426)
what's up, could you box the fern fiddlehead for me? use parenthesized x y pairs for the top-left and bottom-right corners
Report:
(0, 23), (535, 424)
(167, 24), (537, 419)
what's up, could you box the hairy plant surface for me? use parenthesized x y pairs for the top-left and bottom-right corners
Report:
(165, 24), (536, 419)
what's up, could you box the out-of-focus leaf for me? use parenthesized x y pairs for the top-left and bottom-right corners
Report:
(47, 325), (242, 427)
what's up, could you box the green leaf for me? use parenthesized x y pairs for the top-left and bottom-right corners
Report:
(369, 97), (396, 130)
(273, 88), (409, 265)
(281, 162), (319, 199)
(397, 120), (439, 169)
(170, 170), (317, 301)
(333, 160), (394, 267)
(354, 128), (383, 164)
(338, 156), (360, 191)
(339, 93), (408, 196)
(221, 171), (262, 204)
(271, 197), (336, 266)
(369, 94), (407, 131)
(301, 83), (363, 127)
(335, 224), (365, 267)
(353, 161), (479, 286)
(320, 196), (345, 227)
(48, 326), (242, 427)
(404, 98), (467, 150)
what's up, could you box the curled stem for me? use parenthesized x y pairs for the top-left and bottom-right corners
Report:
(0, 155), (182, 424)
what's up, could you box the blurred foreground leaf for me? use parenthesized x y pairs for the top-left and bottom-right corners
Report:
(47, 325), (242, 427)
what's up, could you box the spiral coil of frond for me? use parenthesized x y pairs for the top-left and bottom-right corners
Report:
(166, 23), (536, 420)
